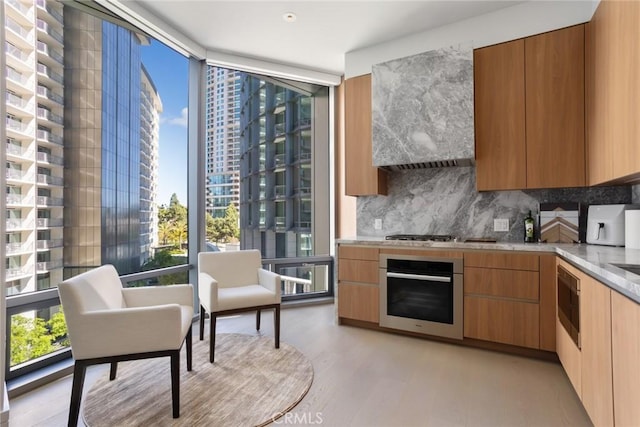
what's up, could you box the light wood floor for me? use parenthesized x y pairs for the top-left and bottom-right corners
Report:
(9, 303), (592, 427)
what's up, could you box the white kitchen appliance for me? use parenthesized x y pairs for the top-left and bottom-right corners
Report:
(587, 204), (640, 246)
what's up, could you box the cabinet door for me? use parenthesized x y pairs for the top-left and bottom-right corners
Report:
(611, 291), (640, 427)
(589, 0), (640, 184)
(557, 317), (582, 397)
(338, 283), (379, 323)
(344, 74), (387, 196)
(474, 40), (526, 191)
(581, 275), (613, 427)
(525, 25), (585, 189)
(464, 296), (539, 348)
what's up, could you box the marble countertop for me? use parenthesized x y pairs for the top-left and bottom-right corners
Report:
(336, 236), (640, 304)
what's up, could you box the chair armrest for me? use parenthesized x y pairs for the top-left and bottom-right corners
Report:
(198, 272), (219, 312)
(122, 284), (193, 308)
(69, 305), (185, 360)
(258, 269), (281, 300)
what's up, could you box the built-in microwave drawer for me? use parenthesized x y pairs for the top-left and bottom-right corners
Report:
(557, 265), (580, 348)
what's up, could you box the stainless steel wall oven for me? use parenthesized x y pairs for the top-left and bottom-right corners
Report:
(379, 254), (463, 339)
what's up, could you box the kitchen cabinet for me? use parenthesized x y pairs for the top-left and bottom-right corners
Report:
(474, 39), (526, 191)
(539, 255), (557, 352)
(588, 0), (640, 185)
(337, 245), (380, 323)
(344, 74), (388, 196)
(475, 25), (585, 191)
(463, 252), (541, 349)
(580, 274), (613, 427)
(556, 258), (614, 427)
(555, 259), (582, 397)
(611, 291), (640, 427)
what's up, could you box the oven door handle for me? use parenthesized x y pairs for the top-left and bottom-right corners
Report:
(386, 272), (451, 283)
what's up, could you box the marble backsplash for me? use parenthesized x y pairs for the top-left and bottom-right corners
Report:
(357, 167), (632, 242)
(371, 44), (474, 167)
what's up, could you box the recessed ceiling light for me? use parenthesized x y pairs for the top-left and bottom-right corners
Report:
(283, 12), (297, 23)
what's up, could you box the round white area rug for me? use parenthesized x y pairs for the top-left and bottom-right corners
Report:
(82, 333), (313, 427)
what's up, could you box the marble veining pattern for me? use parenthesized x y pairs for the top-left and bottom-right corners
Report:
(372, 44), (474, 167)
(336, 237), (640, 303)
(357, 166), (631, 242)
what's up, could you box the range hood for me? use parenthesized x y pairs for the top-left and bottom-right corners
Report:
(371, 44), (475, 170)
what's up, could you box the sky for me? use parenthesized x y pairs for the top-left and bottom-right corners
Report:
(141, 40), (189, 207)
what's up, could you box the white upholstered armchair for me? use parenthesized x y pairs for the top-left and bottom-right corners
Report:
(57, 264), (193, 427)
(198, 250), (281, 363)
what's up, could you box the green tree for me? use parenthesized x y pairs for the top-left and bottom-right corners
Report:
(158, 193), (188, 247)
(10, 312), (69, 366)
(208, 204), (240, 243)
(223, 204), (240, 241)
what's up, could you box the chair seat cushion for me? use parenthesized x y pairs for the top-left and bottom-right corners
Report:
(215, 285), (278, 312)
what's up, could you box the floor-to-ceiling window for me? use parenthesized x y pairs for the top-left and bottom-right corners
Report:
(205, 67), (333, 300)
(3, 0), (189, 380)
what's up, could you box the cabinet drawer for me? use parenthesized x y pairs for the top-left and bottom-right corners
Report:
(338, 259), (379, 284)
(464, 252), (539, 271)
(338, 283), (379, 323)
(464, 267), (539, 300)
(464, 296), (540, 349)
(338, 245), (379, 261)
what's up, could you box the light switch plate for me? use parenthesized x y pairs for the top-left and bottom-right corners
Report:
(494, 218), (509, 232)
(374, 218), (382, 230)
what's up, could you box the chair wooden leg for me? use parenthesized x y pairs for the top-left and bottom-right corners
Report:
(274, 305), (280, 349)
(256, 309), (261, 331)
(210, 313), (217, 363)
(199, 305), (205, 341)
(186, 325), (192, 371)
(68, 361), (87, 427)
(109, 362), (117, 380)
(171, 351), (180, 418)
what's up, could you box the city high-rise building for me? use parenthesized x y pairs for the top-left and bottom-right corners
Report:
(4, 1), (163, 291)
(63, 7), (161, 276)
(239, 76), (313, 258)
(140, 64), (162, 263)
(5, 0), (66, 295)
(205, 66), (240, 218)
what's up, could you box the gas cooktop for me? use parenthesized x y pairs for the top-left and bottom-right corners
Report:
(385, 234), (454, 242)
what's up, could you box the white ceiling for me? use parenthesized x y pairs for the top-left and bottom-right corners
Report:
(130, 1), (522, 76)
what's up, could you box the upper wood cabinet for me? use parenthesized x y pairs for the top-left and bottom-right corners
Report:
(525, 25), (585, 189)
(474, 39), (527, 191)
(588, 0), (640, 185)
(475, 25), (586, 191)
(344, 74), (388, 196)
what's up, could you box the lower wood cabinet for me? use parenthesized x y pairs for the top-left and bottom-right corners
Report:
(611, 291), (640, 427)
(556, 316), (582, 396)
(337, 283), (379, 323)
(464, 296), (539, 348)
(580, 274), (613, 426)
(556, 258), (615, 427)
(463, 251), (542, 349)
(337, 245), (380, 324)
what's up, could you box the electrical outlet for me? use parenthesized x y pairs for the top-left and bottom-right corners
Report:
(374, 218), (382, 230)
(494, 218), (509, 232)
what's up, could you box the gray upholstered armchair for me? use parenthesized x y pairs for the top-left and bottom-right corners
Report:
(198, 249), (281, 363)
(57, 264), (193, 427)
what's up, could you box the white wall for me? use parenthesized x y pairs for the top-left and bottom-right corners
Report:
(345, 0), (596, 78)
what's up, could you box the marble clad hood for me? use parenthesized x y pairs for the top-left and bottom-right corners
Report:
(371, 44), (475, 170)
